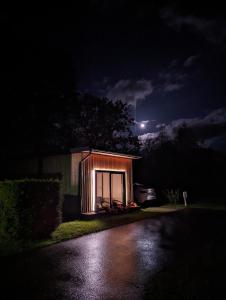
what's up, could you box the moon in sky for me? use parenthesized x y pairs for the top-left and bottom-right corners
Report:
(140, 123), (145, 129)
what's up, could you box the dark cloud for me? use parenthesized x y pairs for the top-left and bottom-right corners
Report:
(154, 54), (199, 94)
(161, 7), (226, 44)
(163, 107), (226, 139)
(204, 133), (226, 150)
(159, 71), (186, 93)
(140, 108), (226, 149)
(183, 55), (199, 67)
(163, 82), (184, 92)
(169, 58), (179, 69)
(106, 79), (153, 105)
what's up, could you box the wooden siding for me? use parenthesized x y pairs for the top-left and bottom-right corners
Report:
(42, 154), (72, 195)
(8, 157), (39, 175)
(81, 153), (133, 213)
(8, 155), (74, 196)
(8, 151), (135, 215)
(71, 152), (82, 196)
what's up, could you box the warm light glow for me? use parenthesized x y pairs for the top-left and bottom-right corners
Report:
(94, 168), (126, 172)
(92, 168), (128, 209)
(82, 150), (140, 159)
(92, 170), (96, 211)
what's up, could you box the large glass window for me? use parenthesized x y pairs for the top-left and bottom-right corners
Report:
(96, 171), (125, 210)
(111, 173), (123, 206)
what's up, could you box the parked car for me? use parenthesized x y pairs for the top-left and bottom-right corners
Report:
(134, 183), (157, 206)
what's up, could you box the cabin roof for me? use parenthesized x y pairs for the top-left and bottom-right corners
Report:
(70, 147), (141, 159)
(10, 147), (141, 160)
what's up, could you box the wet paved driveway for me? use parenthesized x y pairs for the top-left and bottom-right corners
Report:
(1, 208), (226, 299)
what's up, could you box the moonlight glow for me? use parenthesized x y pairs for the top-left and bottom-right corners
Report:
(140, 123), (145, 129)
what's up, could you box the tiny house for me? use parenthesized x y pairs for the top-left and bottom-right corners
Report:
(10, 148), (140, 218)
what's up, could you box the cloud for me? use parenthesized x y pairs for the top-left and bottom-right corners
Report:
(106, 79), (153, 105)
(164, 108), (226, 139)
(139, 132), (159, 142)
(161, 7), (226, 44)
(156, 123), (166, 129)
(168, 55), (198, 69)
(158, 54), (199, 93)
(140, 108), (226, 148)
(159, 71), (186, 93)
(135, 120), (149, 125)
(169, 58), (179, 69)
(183, 55), (198, 67)
(204, 133), (226, 150)
(163, 83), (184, 92)
(156, 53), (199, 94)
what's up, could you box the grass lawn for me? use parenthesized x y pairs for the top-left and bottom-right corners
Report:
(2, 202), (225, 256)
(37, 206), (181, 249)
(0, 206), (182, 256)
(189, 202), (226, 210)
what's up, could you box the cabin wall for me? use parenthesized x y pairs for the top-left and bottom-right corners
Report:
(7, 151), (135, 217)
(43, 154), (81, 219)
(42, 154), (72, 194)
(71, 152), (82, 196)
(7, 155), (73, 195)
(81, 153), (133, 213)
(7, 157), (39, 176)
(7, 154), (81, 219)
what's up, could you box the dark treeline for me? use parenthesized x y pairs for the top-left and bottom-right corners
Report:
(134, 125), (226, 202)
(0, 29), (138, 176)
(0, 91), (138, 177)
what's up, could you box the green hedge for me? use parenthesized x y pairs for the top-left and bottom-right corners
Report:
(0, 179), (61, 242)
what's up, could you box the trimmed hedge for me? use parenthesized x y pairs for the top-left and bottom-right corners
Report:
(0, 179), (61, 242)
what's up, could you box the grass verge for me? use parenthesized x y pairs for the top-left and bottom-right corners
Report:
(189, 202), (226, 210)
(0, 206), (181, 256)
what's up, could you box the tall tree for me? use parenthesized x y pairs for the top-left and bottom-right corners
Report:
(4, 93), (139, 162)
(47, 93), (139, 153)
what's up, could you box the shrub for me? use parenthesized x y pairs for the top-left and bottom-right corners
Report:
(0, 179), (61, 243)
(0, 181), (20, 242)
(164, 189), (180, 206)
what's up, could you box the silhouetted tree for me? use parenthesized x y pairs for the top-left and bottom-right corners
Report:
(174, 123), (198, 152)
(75, 94), (138, 151)
(2, 93), (138, 171)
(135, 124), (226, 202)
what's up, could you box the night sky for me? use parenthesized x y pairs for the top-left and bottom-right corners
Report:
(1, 1), (226, 150)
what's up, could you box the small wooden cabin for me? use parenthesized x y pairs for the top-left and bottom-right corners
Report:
(10, 148), (140, 218)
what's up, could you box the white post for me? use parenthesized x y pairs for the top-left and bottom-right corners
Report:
(183, 191), (188, 207)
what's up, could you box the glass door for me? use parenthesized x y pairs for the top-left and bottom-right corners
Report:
(111, 173), (124, 207)
(96, 171), (125, 210)
(96, 172), (110, 210)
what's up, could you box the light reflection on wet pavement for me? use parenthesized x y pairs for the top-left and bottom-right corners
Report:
(1, 213), (178, 300)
